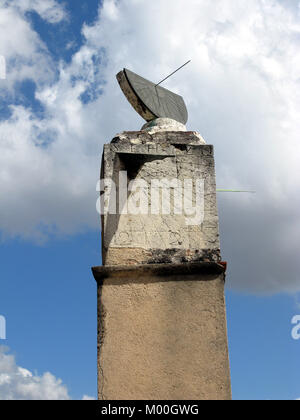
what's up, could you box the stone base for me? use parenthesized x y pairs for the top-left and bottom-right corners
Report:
(92, 262), (231, 400)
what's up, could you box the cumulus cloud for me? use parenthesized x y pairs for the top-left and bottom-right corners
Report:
(0, 346), (70, 400)
(0, 0), (299, 293)
(0, 0), (65, 91)
(3, 0), (67, 24)
(0, 346), (95, 400)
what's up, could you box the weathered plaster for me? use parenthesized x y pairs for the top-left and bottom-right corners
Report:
(94, 263), (231, 400)
(94, 127), (231, 400)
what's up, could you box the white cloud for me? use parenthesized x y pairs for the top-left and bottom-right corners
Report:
(0, 2), (58, 91)
(0, 346), (70, 400)
(3, 0), (67, 23)
(0, 0), (299, 292)
(0, 346), (95, 400)
(0, 0), (66, 90)
(82, 394), (96, 400)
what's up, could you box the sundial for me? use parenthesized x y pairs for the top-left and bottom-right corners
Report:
(116, 63), (189, 125)
(116, 64), (255, 195)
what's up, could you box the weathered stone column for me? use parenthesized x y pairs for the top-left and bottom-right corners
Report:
(92, 119), (231, 400)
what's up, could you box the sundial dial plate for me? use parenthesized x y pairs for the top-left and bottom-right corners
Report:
(117, 68), (188, 125)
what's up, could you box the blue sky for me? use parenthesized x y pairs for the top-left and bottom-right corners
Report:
(0, 0), (300, 400)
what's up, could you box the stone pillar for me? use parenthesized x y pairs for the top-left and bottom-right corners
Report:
(92, 119), (231, 400)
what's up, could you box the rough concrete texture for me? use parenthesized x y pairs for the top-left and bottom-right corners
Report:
(95, 265), (231, 400)
(101, 130), (220, 266)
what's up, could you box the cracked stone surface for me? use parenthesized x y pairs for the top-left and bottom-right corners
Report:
(101, 130), (220, 266)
